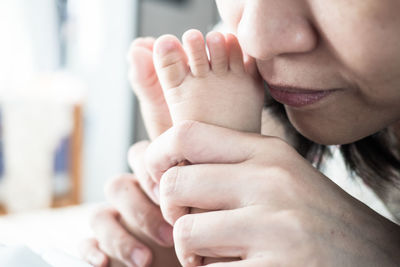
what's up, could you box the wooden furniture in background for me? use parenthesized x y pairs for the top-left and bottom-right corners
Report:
(0, 104), (83, 215)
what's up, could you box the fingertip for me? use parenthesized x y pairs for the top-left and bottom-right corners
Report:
(88, 251), (108, 267)
(131, 247), (153, 267)
(79, 239), (109, 267)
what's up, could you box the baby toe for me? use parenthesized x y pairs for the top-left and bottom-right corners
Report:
(206, 31), (228, 75)
(226, 33), (245, 73)
(182, 29), (210, 77)
(153, 34), (189, 90)
(130, 37), (156, 52)
(129, 46), (158, 89)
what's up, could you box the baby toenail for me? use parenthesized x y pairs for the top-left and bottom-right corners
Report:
(156, 40), (177, 56)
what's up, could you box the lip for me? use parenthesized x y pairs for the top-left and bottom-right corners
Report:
(268, 84), (337, 108)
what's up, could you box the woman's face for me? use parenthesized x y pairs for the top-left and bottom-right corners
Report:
(216, 0), (400, 145)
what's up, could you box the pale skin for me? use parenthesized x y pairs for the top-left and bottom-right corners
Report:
(81, 30), (266, 267)
(81, 0), (400, 266)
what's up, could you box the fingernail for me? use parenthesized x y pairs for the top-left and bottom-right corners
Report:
(159, 223), (174, 245)
(152, 184), (160, 203)
(131, 248), (149, 267)
(89, 251), (105, 266)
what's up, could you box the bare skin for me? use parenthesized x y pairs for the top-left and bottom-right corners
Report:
(80, 30), (266, 266)
(80, 37), (178, 267)
(216, 0), (400, 144)
(81, 0), (400, 266)
(152, 30), (264, 133)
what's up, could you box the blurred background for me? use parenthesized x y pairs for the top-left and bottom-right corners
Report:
(0, 0), (219, 214)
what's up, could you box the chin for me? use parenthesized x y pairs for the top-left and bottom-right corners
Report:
(286, 110), (370, 145)
(294, 127), (348, 145)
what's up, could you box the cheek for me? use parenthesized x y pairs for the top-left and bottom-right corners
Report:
(312, 1), (400, 105)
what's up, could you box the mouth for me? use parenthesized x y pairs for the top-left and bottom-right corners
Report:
(267, 83), (339, 108)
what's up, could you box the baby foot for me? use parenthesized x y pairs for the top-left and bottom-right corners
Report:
(127, 37), (172, 139)
(153, 29), (265, 133)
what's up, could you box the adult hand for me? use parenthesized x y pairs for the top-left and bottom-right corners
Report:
(145, 120), (400, 267)
(80, 36), (234, 267)
(80, 138), (238, 267)
(80, 37), (179, 267)
(80, 140), (180, 267)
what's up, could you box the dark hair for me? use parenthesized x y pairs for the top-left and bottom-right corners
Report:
(265, 92), (400, 206)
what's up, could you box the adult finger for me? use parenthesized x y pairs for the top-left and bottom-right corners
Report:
(146, 121), (263, 182)
(90, 206), (152, 267)
(174, 207), (299, 267)
(159, 163), (288, 224)
(79, 238), (108, 267)
(105, 174), (174, 247)
(127, 141), (160, 204)
(173, 209), (254, 267)
(159, 164), (245, 224)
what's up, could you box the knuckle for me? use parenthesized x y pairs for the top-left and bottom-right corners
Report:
(90, 208), (115, 229)
(132, 204), (162, 234)
(104, 175), (133, 200)
(160, 167), (185, 224)
(133, 208), (152, 230)
(128, 141), (149, 168)
(112, 235), (136, 261)
(128, 141), (149, 160)
(173, 215), (194, 247)
(160, 167), (180, 197)
(278, 210), (309, 237)
(172, 120), (198, 148)
(270, 166), (293, 185)
(252, 166), (295, 203)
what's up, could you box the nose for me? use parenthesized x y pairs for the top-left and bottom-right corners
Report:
(237, 0), (318, 60)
